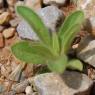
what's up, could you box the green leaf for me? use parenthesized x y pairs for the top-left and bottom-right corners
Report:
(59, 11), (84, 36)
(11, 41), (46, 64)
(47, 55), (68, 73)
(52, 32), (60, 56)
(16, 6), (51, 46)
(61, 24), (80, 54)
(29, 42), (56, 59)
(67, 59), (83, 71)
(58, 11), (84, 54)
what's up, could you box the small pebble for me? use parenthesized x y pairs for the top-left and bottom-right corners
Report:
(3, 27), (15, 39)
(0, 0), (3, 8)
(0, 33), (4, 48)
(25, 86), (33, 95)
(0, 26), (4, 33)
(0, 12), (11, 25)
(43, 0), (66, 5)
(12, 80), (29, 93)
(25, 0), (42, 10)
(7, 0), (18, 6)
(9, 17), (21, 27)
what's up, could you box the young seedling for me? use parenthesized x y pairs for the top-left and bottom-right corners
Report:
(11, 6), (84, 73)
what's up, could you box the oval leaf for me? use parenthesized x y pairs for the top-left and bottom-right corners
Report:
(52, 32), (60, 56)
(59, 11), (84, 36)
(47, 55), (68, 73)
(16, 6), (51, 46)
(67, 59), (83, 71)
(11, 41), (46, 64)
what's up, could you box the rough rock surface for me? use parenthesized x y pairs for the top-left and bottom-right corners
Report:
(76, 0), (95, 18)
(17, 6), (64, 40)
(77, 35), (95, 67)
(31, 71), (93, 95)
(17, 20), (39, 40)
(43, 0), (66, 5)
(25, 0), (42, 10)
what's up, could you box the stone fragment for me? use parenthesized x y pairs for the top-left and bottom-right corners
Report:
(0, 26), (4, 33)
(0, 12), (11, 25)
(38, 6), (64, 32)
(17, 20), (39, 40)
(7, 0), (18, 7)
(83, 16), (95, 37)
(25, 0), (42, 10)
(0, 0), (3, 8)
(12, 80), (29, 93)
(3, 27), (15, 39)
(9, 17), (21, 27)
(0, 33), (4, 48)
(77, 35), (95, 67)
(31, 71), (93, 95)
(1, 91), (16, 95)
(1, 65), (12, 77)
(25, 86), (33, 95)
(43, 0), (66, 5)
(75, 0), (95, 18)
(17, 6), (64, 40)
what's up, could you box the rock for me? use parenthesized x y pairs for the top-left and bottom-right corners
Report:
(25, 86), (33, 95)
(12, 80), (29, 93)
(3, 27), (15, 39)
(31, 71), (93, 95)
(7, 0), (18, 7)
(1, 64), (12, 77)
(16, 93), (26, 95)
(8, 63), (25, 82)
(76, 0), (95, 18)
(0, 12), (11, 25)
(84, 16), (95, 37)
(0, 26), (4, 33)
(1, 91), (16, 95)
(0, 84), (5, 93)
(25, 0), (42, 10)
(77, 35), (95, 67)
(17, 20), (39, 40)
(0, 0), (3, 8)
(0, 33), (4, 48)
(38, 6), (64, 32)
(43, 0), (66, 5)
(17, 6), (64, 40)
(9, 17), (21, 27)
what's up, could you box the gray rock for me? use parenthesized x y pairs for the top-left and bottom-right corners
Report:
(75, 0), (95, 18)
(43, 0), (66, 5)
(17, 6), (64, 40)
(9, 17), (21, 27)
(83, 16), (95, 36)
(24, 0), (42, 10)
(38, 6), (64, 32)
(12, 80), (29, 93)
(17, 20), (39, 40)
(1, 91), (16, 95)
(77, 35), (95, 67)
(0, 84), (5, 93)
(30, 71), (93, 95)
(0, 0), (3, 8)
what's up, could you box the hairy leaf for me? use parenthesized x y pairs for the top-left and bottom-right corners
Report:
(16, 6), (51, 46)
(67, 59), (83, 71)
(59, 11), (84, 36)
(47, 55), (68, 73)
(52, 32), (60, 56)
(61, 24), (80, 54)
(11, 41), (46, 64)
(58, 11), (84, 54)
(29, 42), (56, 59)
